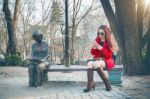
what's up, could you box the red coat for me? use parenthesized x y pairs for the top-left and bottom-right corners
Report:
(91, 37), (115, 71)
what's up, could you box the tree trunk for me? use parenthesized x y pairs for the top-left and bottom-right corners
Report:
(115, 0), (146, 75)
(70, 21), (76, 64)
(137, 0), (144, 43)
(3, 0), (16, 55)
(146, 41), (150, 68)
(13, 0), (20, 37)
(145, 29), (150, 70)
(99, 0), (127, 72)
(64, 0), (70, 67)
(100, 0), (147, 75)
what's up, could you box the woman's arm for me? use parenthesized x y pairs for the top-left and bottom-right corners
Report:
(91, 41), (102, 55)
(101, 47), (113, 59)
(94, 41), (102, 50)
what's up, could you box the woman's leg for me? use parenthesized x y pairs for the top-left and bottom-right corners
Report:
(95, 60), (112, 91)
(92, 60), (105, 69)
(83, 61), (95, 92)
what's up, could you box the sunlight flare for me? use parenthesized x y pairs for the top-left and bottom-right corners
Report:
(144, 0), (150, 7)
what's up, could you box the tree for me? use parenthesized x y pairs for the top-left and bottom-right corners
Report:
(99, 0), (150, 75)
(18, 0), (35, 59)
(13, 0), (20, 37)
(49, 0), (63, 62)
(3, 0), (17, 55)
(64, 0), (70, 66)
(68, 0), (97, 64)
(0, 16), (7, 56)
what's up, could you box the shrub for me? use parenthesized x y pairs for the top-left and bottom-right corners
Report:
(5, 54), (22, 66)
(0, 59), (6, 66)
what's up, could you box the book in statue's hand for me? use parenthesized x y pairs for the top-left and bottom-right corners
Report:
(26, 58), (42, 63)
(26, 55), (49, 63)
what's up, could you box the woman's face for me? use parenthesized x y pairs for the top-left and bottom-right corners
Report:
(98, 29), (105, 40)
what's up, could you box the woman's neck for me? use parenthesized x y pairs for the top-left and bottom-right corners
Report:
(101, 38), (105, 42)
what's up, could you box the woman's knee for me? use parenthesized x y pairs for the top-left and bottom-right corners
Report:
(94, 61), (105, 69)
(87, 61), (93, 68)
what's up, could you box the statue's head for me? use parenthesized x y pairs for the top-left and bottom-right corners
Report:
(32, 31), (43, 43)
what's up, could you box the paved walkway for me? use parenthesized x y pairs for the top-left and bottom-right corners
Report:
(0, 66), (150, 99)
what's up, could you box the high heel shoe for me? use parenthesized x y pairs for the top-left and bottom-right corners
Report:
(83, 82), (95, 92)
(97, 68), (112, 91)
(83, 68), (95, 92)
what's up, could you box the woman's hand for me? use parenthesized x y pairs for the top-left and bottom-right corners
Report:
(94, 41), (102, 50)
(92, 41), (96, 49)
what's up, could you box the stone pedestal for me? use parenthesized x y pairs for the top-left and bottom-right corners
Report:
(108, 65), (124, 85)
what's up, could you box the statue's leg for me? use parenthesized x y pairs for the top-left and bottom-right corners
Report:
(28, 63), (34, 87)
(39, 61), (50, 82)
(35, 64), (43, 87)
(43, 69), (49, 82)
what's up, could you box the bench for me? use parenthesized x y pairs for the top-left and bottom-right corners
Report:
(47, 65), (124, 85)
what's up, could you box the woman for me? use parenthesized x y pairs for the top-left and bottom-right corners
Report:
(83, 25), (115, 92)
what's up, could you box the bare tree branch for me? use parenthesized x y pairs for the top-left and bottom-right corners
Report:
(76, 0), (95, 27)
